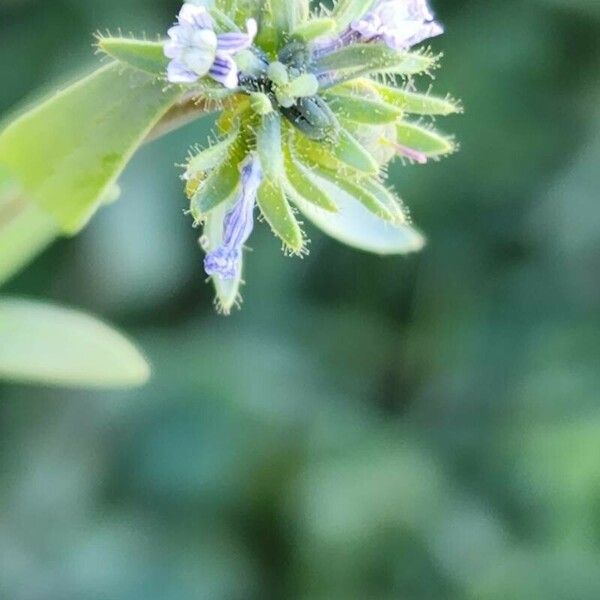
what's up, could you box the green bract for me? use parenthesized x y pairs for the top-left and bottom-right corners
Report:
(0, 0), (461, 314)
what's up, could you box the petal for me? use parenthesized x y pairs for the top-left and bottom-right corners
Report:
(222, 156), (262, 247)
(209, 55), (239, 89)
(217, 32), (253, 54)
(204, 246), (240, 280)
(351, 14), (383, 39)
(183, 43), (217, 76)
(408, 0), (436, 22)
(167, 60), (199, 83)
(203, 155), (263, 281)
(164, 39), (183, 59)
(216, 18), (257, 54)
(403, 20), (444, 47)
(178, 3), (214, 29)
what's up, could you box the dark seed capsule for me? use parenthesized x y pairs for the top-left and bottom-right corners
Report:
(296, 97), (338, 131)
(278, 41), (311, 71)
(281, 96), (339, 141)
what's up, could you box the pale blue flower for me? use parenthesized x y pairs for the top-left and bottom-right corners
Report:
(204, 154), (263, 280)
(165, 3), (257, 88)
(352, 0), (443, 50)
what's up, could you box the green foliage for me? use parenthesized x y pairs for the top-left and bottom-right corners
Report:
(0, 63), (183, 234)
(97, 37), (168, 75)
(0, 299), (150, 388)
(1, 1), (600, 598)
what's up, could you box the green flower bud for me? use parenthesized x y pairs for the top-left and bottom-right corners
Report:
(250, 92), (273, 115)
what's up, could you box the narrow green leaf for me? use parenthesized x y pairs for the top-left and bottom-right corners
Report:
(311, 165), (395, 222)
(372, 83), (462, 115)
(283, 146), (338, 212)
(361, 179), (408, 225)
(257, 179), (304, 252)
(256, 113), (284, 177)
(0, 299), (150, 388)
(333, 128), (380, 174)
(316, 44), (436, 84)
(292, 18), (337, 42)
(191, 155), (242, 216)
(185, 129), (238, 180)
(98, 37), (168, 76)
(325, 92), (403, 124)
(372, 51), (438, 76)
(292, 127), (377, 177)
(292, 172), (426, 255)
(396, 122), (455, 157)
(0, 63), (183, 234)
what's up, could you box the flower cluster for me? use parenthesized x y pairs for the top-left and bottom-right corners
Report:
(163, 0), (460, 313)
(165, 3), (257, 88)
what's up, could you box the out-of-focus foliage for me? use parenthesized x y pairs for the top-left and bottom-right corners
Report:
(0, 1), (599, 598)
(0, 299), (150, 388)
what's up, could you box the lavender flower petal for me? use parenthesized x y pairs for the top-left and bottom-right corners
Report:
(178, 3), (214, 29)
(204, 155), (263, 281)
(204, 247), (240, 280)
(209, 54), (239, 88)
(351, 0), (443, 51)
(167, 60), (199, 83)
(216, 19), (258, 54)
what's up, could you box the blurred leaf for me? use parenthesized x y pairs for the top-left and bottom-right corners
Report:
(0, 63), (182, 234)
(0, 166), (58, 286)
(0, 299), (150, 388)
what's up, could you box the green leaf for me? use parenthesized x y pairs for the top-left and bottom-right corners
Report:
(325, 92), (403, 124)
(98, 37), (168, 76)
(396, 122), (455, 157)
(203, 200), (243, 315)
(316, 45), (437, 86)
(292, 172), (426, 255)
(310, 165), (395, 222)
(332, 128), (380, 174)
(0, 200), (58, 287)
(256, 113), (284, 177)
(372, 51), (438, 76)
(371, 82), (462, 116)
(257, 179), (304, 252)
(0, 63), (183, 234)
(191, 155), (242, 216)
(292, 127), (377, 176)
(0, 299), (150, 388)
(283, 146), (338, 212)
(0, 166), (58, 287)
(361, 179), (408, 225)
(292, 18), (337, 42)
(185, 129), (238, 180)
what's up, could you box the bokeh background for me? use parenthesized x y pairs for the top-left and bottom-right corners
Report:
(1, 1), (600, 598)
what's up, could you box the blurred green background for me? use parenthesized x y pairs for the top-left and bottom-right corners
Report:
(1, 1), (600, 598)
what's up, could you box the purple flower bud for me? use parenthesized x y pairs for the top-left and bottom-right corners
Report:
(165, 3), (257, 89)
(352, 0), (443, 51)
(204, 154), (263, 281)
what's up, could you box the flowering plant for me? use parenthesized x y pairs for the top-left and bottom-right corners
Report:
(0, 0), (460, 315)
